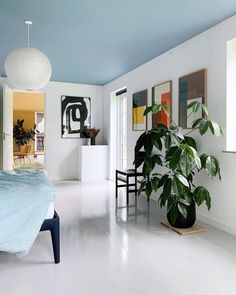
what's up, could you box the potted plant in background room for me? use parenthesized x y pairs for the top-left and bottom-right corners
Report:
(134, 102), (222, 228)
(13, 119), (38, 151)
(84, 127), (100, 145)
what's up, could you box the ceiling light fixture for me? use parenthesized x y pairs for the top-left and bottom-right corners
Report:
(5, 20), (52, 90)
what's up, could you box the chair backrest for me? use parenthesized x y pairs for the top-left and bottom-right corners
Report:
(20, 145), (31, 155)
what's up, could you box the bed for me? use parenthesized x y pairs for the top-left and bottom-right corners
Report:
(0, 170), (60, 264)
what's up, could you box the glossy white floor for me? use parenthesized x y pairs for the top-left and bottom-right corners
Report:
(0, 181), (236, 295)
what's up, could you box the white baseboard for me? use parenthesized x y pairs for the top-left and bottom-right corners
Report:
(198, 213), (236, 236)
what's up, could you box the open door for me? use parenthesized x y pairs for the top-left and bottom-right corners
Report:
(3, 85), (13, 170)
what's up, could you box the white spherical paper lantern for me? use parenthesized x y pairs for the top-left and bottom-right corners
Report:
(5, 47), (52, 90)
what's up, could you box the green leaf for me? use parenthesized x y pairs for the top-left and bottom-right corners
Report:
(135, 132), (146, 155)
(205, 193), (211, 210)
(168, 204), (178, 225)
(161, 104), (170, 116)
(187, 101), (199, 110)
(170, 133), (181, 146)
(192, 118), (203, 129)
(172, 177), (184, 196)
(144, 133), (153, 155)
(200, 154), (208, 167)
(151, 177), (160, 192)
(159, 193), (165, 207)
(166, 146), (179, 160)
(172, 130), (184, 140)
(133, 151), (145, 168)
(165, 134), (172, 149)
(202, 104), (208, 116)
(179, 148), (193, 177)
(143, 106), (153, 116)
(178, 197), (190, 206)
(145, 181), (152, 198)
(151, 104), (162, 114)
(183, 136), (197, 150)
(163, 178), (172, 199)
(209, 121), (222, 137)
(193, 102), (200, 113)
(138, 180), (146, 195)
(152, 133), (163, 150)
(205, 156), (218, 178)
(142, 160), (154, 176)
(177, 203), (187, 218)
(175, 173), (189, 187)
(151, 154), (162, 166)
(158, 174), (169, 188)
(199, 119), (209, 135)
(203, 155), (221, 179)
(167, 197), (175, 211)
(187, 146), (201, 169)
(169, 148), (182, 170)
(193, 186), (211, 209)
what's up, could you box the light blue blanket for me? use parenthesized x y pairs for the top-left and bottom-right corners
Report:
(0, 170), (55, 256)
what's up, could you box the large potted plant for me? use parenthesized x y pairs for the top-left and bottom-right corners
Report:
(134, 102), (222, 228)
(13, 119), (38, 151)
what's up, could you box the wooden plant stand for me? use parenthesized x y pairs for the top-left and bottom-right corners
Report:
(160, 220), (207, 236)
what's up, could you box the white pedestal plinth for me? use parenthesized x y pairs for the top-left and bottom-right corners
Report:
(78, 145), (108, 181)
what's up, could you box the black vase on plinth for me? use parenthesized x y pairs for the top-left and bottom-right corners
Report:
(91, 137), (96, 145)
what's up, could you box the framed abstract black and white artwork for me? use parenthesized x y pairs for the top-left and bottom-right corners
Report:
(61, 96), (91, 138)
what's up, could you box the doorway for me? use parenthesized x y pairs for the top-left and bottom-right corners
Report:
(13, 91), (45, 169)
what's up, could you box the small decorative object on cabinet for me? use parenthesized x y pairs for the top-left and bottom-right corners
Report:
(83, 127), (100, 145)
(135, 101), (222, 229)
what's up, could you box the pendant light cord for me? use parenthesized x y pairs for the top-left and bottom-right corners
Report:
(25, 20), (32, 48)
(27, 23), (30, 47)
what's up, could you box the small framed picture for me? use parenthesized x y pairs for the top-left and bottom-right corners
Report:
(152, 80), (172, 127)
(179, 69), (207, 128)
(132, 89), (148, 131)
(61, 95), (91, 138)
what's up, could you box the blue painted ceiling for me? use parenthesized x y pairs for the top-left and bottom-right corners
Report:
(1, 0), (236, 85)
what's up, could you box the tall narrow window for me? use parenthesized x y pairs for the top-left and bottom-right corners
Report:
(116, 89), (127, 170)
(227, 38), (236, 151)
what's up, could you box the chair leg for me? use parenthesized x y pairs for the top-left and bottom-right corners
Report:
(126, 176), (129, 205)
(115, 171), (118, 199)
(50, 218), (60, 264)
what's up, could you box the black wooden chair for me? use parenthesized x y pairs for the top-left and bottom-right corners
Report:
(115, 169), (144, 204)
(40, 211), (60, 264)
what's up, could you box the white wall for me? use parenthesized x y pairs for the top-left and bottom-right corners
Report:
(103, 15), (236, 235)
(0, 78), (104, 180)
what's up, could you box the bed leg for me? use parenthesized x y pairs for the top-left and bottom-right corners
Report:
(50, 216), (60, 264)
(40, 211), (60, 264)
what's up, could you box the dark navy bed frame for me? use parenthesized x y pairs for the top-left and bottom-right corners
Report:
(40, 211), (60, 264)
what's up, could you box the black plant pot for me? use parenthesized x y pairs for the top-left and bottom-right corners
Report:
(91, 137), (96, 145)
(167, 202), (196, 229)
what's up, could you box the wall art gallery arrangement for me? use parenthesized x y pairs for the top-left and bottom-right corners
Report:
(132, 89), (147, 131)
(61, 95), (91, 138)
(152, 80), (172, 128)
(132, 68), (206, 131)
